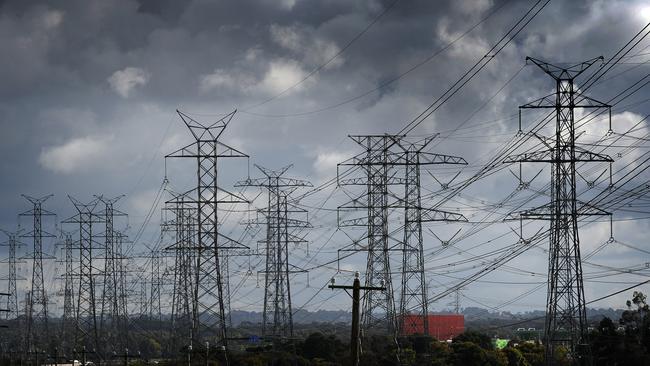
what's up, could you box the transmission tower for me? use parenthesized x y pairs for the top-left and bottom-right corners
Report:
(337, 135), (405, 336)
(149, 249), (162, 321)
(391, 136), (467, 336)
(23, 291), (30, 322)
(139, 279), (148, 318)
(20, 195), (56, 354)
(165, 110), (248, 348)
(164, 192), (196, 351)
(60, 231), (76, 353)
(115, 231), (129, 328)
(97, 195), (128, 353)
(447, 288), (462, 314)
(1, 230), (25, 320)
(235, 164), (311, 341)
(505, 57), (612, 365)
(62, 196), (103, 355)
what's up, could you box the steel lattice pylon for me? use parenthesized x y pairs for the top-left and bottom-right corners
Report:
(139, 280), (148, 317)
(337, 135), (403, 335)
(98, 196), (128, 353)
(337, 134), (467, 345)
(391, 136), (467, 336)
(149, 249), (162, 321)
(61, 231), (76, 353)
(1, 230), (25, 321)
(20, 195), (56, 354)
(165, 192), (196, 351)
(115, 231), (129, 329)
(505, 57), (613, 366)
(235, 164), (311, 341)
(62, 196), (103, 355)
(166, 110), (248, 348)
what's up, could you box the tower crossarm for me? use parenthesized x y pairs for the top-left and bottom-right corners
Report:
(521, 93), (611, 109)
(504, 147), (613, 163)
(165, 140), (248, 159)
(417, 152), (467, 165)
(525, 56), (604, 80)
(235, 177), (312, 188)
(176, 109), (235, 141)
(420, 208), (467, 222)
(507, 201), (611, 221)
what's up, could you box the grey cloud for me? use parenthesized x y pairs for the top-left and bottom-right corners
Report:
(0, 0), (649, 312)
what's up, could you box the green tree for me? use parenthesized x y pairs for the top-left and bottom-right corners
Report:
(300, 332), (343, 362)
(621, 291), (650, 354)
(399, 348), (417, 366)
(514, 342), (543, 366)
(502, 347), (530, 366)
(449, 342), (488, 366)
(430, 341), (451, 366)
(591, 317), (621, 365)
(485, 349), (508, 366)
(357, 335), (401, 366)
(452, 331), (493, 350)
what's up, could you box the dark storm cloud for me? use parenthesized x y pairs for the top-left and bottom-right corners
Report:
(0, 0), (649, 311)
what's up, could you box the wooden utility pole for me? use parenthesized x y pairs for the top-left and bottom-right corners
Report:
(328, 272), (385, 366)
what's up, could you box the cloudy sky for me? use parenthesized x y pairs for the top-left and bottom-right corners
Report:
(1, 0), (650, 318)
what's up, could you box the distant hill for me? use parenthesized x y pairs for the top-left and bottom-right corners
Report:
(229, 306), (626, 326)
(230, 309), (352, 325)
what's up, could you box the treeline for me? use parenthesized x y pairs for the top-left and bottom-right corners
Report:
(2, 292), (649, 365)
(164, 292), (650, 365)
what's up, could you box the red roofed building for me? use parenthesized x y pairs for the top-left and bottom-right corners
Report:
(400, 314), (465, 341)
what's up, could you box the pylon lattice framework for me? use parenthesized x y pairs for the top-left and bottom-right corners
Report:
(337, 135), (467, 340)
(62, 196), (103, 354)
(505, 57), (613, 365)
(61, 231), (76, 351)
(337, 135), (402, 335)
(149, 249), (162, 321)
(166, 110), (248, 347)
(139, 280), (148, 317)
(20, 194), (56, 354)
(392, 136), (467, 336)
(98, 196), (128, 352)
(1, 230), (25, 320)
(164, 192), (197, 350)
(235, 164), (312, 341)
(115, 231), (128, 329)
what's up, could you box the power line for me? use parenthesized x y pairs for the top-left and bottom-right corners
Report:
(239, 0), (512, 118)
(242, 0), (402, 111)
